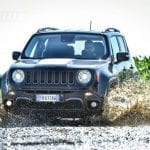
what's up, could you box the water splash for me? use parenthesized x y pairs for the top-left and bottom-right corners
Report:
(102, 80), (150, 125)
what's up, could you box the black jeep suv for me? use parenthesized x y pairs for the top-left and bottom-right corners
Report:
(1, 27), (137, 118)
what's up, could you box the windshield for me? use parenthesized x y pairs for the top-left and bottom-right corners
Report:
(22, 33), (108, 59)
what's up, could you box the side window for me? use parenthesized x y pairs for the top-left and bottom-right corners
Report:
(110, 36), (120, 61)
(118, 36), (127, 52)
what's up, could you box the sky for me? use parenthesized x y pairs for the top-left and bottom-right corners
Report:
(0, 0), (150, 74)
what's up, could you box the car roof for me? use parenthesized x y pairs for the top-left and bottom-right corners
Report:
(35, 27), (122, 37)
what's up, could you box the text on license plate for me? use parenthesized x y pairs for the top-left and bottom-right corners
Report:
(36, 94), (60, 102)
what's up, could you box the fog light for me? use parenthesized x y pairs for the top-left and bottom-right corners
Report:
(8, 91), (15, 96)
(85, 92), (93, 96)
(6, 100), (12, 107)
(91, 102), (98, 108)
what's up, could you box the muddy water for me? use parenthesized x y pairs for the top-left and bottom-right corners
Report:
(102, 80), (150, 125)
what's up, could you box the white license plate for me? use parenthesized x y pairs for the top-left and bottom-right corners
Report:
(36, 94), (60, 102)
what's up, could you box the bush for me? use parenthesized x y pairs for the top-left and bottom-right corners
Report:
(134, 56), (150, 80)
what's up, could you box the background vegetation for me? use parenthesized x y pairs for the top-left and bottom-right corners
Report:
(134, 56), (150, 80)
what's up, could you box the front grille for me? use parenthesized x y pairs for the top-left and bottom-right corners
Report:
(25, 69), (75, 86)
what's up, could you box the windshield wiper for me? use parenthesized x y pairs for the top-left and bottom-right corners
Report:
(74, 56), (97, 60)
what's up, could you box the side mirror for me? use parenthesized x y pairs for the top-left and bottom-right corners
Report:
(12, 51), (21, 60)
(117, 52), (130, 62)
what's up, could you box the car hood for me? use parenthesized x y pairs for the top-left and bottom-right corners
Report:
(11, 58), (109, 69)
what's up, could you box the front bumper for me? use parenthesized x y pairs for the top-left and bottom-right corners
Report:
(3, 90), (104, 117)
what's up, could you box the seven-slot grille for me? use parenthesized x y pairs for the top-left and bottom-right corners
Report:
(25, 69), (75, 85)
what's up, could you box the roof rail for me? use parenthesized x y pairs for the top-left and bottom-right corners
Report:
(105, 28), (120, 33)
(37, 27), (59, 33)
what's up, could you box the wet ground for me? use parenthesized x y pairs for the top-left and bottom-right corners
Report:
(0, 126), (150, 150)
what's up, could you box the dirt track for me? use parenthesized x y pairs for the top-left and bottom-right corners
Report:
(0, 126), (150, 150)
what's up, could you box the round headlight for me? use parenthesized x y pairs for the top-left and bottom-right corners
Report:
(77, 70), (92, 84)
(12, 69), (25, 83)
